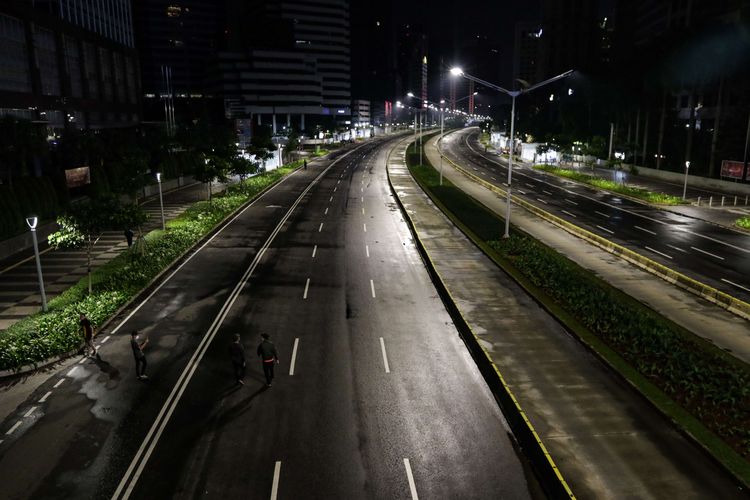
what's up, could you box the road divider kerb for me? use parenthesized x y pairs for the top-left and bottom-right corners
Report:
(436, 136), (750, 322)
(387, 138), (576, 499)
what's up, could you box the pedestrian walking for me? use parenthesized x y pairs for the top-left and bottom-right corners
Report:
(257, 333), (279, 387)
(303, 159), (307, 170)
(130, 331), (149, 380)
(229, 333), (246, 385)
(124, 228), (134, 247)
(79, 312), (97, 357)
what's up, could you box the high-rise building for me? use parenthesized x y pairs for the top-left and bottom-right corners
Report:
(0, 0), (140, 129)
(219, 0), (351, 130)
(513, 22), (543, 87)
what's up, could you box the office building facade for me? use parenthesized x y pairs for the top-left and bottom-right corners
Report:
(0, 0), (139, 129)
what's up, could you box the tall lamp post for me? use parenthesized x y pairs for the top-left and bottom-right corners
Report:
(450, 67), (573, 238)
(156, 172), (165, 230)
(682, 161), (690, 200)
(26, 216), (47, 312)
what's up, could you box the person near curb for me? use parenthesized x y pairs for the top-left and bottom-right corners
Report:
(257, 334), (279, 387)
(130, 330), (149, 380)
(229, 333), (246, 385)
(303, 159), (307, 170)
(79, 312), (97, 357)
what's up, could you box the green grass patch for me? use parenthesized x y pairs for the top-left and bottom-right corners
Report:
(736, 216), (750, 230)
(0, 165), (298, 372)
(407, 145), (750, 482)
(533, 163), (684, 205)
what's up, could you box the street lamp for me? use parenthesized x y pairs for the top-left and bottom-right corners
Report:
(450, 66), (573, 238)
(156, 172), (165, 230)
(683, 161), (690, 200)
(25, 216), (47, 312)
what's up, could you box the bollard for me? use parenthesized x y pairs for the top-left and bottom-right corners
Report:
(721, 196), (725, 207)
(735, 196), (738, 206)
(697, 196), (701, 206)
(709, 196), (713, 207)
(746, 195), (749, 206)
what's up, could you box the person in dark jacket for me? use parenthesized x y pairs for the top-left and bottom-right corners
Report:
(229, 333), (246, 385)
(130, 330), (148, 380)
(257, 333), (279, 387)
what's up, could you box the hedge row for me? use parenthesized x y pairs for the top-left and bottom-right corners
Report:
(737, 216), (750, 230)
(489, 235), (750, 457)
(0, 165), (297, 371)
(533, 163), (684, 205)
(0, 177), (59, 239)
(406, 149), (750, 462)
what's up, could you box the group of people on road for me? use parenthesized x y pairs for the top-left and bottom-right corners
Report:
(79, 312), (280, 387)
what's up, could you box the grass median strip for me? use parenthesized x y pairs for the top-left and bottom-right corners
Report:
(0, 165), (299, 372)
(407, 145), (750, 485)
(533, 163), (684, 205)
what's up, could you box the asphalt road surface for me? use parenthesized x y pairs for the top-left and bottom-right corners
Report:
(0, 136), (535, 499)
(443, 129), (750, 303)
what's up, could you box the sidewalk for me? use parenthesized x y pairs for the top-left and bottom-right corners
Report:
(0, 178), (233, 331)
(389, 137), (742, 497)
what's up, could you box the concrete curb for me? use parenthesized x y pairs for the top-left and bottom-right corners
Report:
(0, 157), (323, 380)
(387, 137), (575, 499)
(439, 137), (750, 322)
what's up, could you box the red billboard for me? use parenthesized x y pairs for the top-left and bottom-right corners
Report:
(720, 160), (745, 180)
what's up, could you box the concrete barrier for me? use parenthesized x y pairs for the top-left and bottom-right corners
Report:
(436, 139), (750, 322)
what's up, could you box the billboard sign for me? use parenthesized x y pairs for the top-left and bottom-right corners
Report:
(65, 166), (90, 188)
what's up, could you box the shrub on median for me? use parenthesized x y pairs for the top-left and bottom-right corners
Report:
(0, 165), (297, 372)
(406, 147), (750, 461)
(737, 216), (750, 230)
(489, 235), (750, 457)
(533, 163), (684, 205)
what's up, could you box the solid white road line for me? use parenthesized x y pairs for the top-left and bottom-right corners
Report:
(561, 210), (577, 218)
(113, 144), (369, 500)
(666, 244), (687, 254)
(370, 279), (376, 298)
(363, 223), (367, 233)
(691, 246), (725, 260)
(289, 338), (299, 376)
(23, 406), (37, 418)
(403, 458), (419, 500)
(645, 246), (672, 259)
(324, 207), (328, 215)
(635, 225), (656, 236)
(312, 245), (317, 258)
(595, 211), (610, 218)
(53, 379), (64, 388)
(596, 225), (614, 235)
(6, 421), (22, 435)
(303, 279), (310, 299)
(722, 278), (750, 293)
(564, 199), (578, 205)
(318, 223), (324, 232)
(379, 338), (390, 373)
(365, 245), (370, 258)
(536, 198), (548, 204)
(270, 461), (281, 500)
(39, 391), (52, 403)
